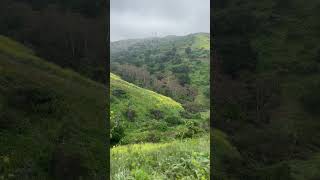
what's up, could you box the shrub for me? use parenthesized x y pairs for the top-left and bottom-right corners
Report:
(124, 108), (136, 121)
(164, 116), (183, 125)
(149, 109), (164, 120)
(176, 121), (203, 139)
(111, 124), (125, 145)
(6, 86), (60, 115)
(171, 64), (190, 74)
(183, 102), (204, 113)
(112, 89), (127, 98)
(175, 73), (190, 85)
(153, 121), (168, 131)
(146, 132), (161, 143)
(180, 110), (201, 119)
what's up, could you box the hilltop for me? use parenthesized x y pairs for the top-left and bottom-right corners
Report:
(0, 35), (107, 179)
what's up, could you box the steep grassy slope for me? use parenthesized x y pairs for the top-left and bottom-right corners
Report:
(111, 73), (183, 118)
(0, 35), (107, 179)
(111, 73), (208, 145)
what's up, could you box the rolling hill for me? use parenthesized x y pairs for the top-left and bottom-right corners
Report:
(0, 35), (107, 179)
(110, 73), (208, 145)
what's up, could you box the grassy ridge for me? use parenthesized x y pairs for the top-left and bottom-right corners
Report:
(0, 36), (107, 179)
(111, 73), (183, 117)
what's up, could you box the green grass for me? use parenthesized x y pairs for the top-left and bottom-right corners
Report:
(289, 153), (320, 179)
(111, 135), (210, 180)
(191, 33), (210, 50)
(111, 73), (193, 144)
(111, 73), (183, 115)
(0, 36), (107, 179)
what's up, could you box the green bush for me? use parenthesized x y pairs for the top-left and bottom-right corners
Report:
(164, 116), (184, 126)
(6, 86), (61, 115)
(111, 124), (125, 145)
(149, 109), (164, 120)
(180, 110), (201, 119)
(145, 131), (161, 143)
(153, 121), (168, 131)
(112, 89), (127, 98)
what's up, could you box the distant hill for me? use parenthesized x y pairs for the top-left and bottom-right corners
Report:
(0, 35), (106, 179)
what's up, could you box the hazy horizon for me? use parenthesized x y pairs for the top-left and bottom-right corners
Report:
(111, 0), (210, 41)
(110, 32), (210, 42)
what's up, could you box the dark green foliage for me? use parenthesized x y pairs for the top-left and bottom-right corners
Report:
(6, 86), (62, 115)
(111, 33), (210, 107)
(176, 121), (204, 139)
(180, 111), (201, 119)
(111, 124), (125, 145)
(49, 147), (89, 179)
(146, 131), (161, 143)
(183, 102), (204, 113)
(0, 0), (107, 83)
(0, 36), (107, 178)
(213, 0), (320, 178)
(175, 73), (190, 85)
(300, 81), (320, 115)
(112, 89), (127, 98)
(149, 109), (164, 120)
(185, 47), (191, 55)
(164, 116), (183, 126)
(153, 121), (168, 132)
(171, 64), (190, 74)
(124, 108), (136, 121)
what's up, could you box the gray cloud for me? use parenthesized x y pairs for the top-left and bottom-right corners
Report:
(111, 0), (210, 41)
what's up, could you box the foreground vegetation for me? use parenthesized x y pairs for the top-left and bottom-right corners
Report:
(0, 35), (107, 179)
(213, 0), (320, 179)
(111, 136), (209, 179)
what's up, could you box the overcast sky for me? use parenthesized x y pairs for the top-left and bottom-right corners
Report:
(110, 0), (210, 42)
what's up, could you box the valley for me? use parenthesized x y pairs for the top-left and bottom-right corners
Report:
(110, 33), (212, 179)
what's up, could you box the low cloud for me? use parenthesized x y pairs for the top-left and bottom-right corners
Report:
(111, 0), (210, 41)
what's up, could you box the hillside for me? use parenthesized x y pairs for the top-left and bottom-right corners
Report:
(213, 0), (320, 179)
(110, 33), (211, 179)
(110, 73), (207, 145)
(110, 33), (210, 110)
(0, 35), (107, 179)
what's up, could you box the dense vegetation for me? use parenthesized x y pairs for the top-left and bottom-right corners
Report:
(112, 135), (209, 179)
(0, 36), (107, 179)
(213, 0), (320, 179)
(111, 33), (210, 110)
(110, 34), (211, 179)
(0, 0), (107, 83)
